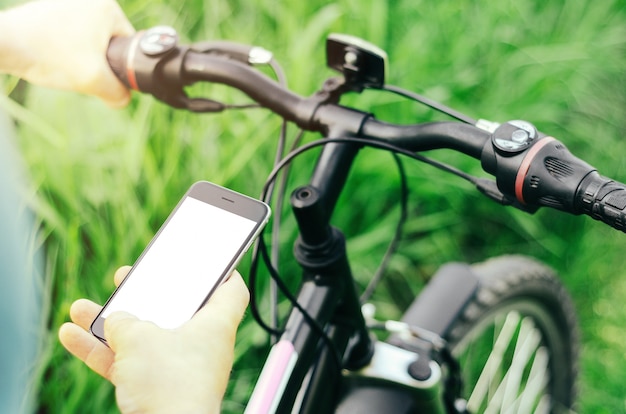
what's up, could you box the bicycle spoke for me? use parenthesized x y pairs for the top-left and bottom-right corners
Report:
(535, 394), (552, 414)
(466, 311), (521, 412)
(465, 312), (552, 414)
(499, 316), (542, 411)
(515, 346), (550, 414)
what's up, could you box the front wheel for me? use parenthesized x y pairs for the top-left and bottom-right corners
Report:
(445, 255), (578, 413)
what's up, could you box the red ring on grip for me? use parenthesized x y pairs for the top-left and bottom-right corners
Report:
(514, 137), (556, 204)
(125, 31), (144, 91)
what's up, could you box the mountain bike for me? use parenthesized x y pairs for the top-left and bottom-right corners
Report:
(105, 26), (626, 413)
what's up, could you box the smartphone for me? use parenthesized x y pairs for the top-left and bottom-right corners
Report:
(90, 181), (270, 342)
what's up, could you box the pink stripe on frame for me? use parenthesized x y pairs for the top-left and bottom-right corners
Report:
(244, 340), (298, 414)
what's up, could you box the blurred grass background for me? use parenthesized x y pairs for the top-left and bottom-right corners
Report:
(2, 0), (626, 412)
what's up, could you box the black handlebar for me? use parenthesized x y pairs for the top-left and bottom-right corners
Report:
(107, 27), (626, 234)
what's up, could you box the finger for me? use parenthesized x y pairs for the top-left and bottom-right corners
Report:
(69, 299), (102, 331)
(114, 265), (131, 287)
(58, 322), (115, 380)
(206, 270), (250, 315)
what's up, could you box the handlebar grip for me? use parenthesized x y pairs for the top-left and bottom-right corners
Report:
(105, 27), (181, 94)
(577, 172), (626, 232)
(105, 27), (227, 112)
(106, 35), (133, 89)
(483, 123), (626, 234)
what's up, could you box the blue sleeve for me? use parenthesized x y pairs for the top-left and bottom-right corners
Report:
(0, 109), (44, 414)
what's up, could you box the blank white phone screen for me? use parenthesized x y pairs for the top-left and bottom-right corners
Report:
(101, 196), (257, 329)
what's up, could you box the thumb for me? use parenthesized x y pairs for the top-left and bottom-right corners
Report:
(103, 311), (140, 350)
(188, 271), (250, 331)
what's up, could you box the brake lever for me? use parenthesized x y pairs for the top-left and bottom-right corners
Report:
(190, 40), (273, 66)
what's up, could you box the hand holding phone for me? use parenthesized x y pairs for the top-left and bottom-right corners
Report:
(90, 181), (270, 342)
(59, 266), (250, 413)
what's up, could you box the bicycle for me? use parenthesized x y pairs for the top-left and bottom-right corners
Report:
(104, 26), (626, 413)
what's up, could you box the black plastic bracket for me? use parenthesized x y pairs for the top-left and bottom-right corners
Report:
(326, 33), (388, 92)
(394, 262), (480, 338)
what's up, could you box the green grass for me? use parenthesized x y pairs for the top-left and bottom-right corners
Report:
(2, 0), (625, 412)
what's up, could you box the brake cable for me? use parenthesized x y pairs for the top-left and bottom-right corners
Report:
(383, 84), (477, 125)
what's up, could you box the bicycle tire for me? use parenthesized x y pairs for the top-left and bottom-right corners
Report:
(444, 255), (578, 414)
